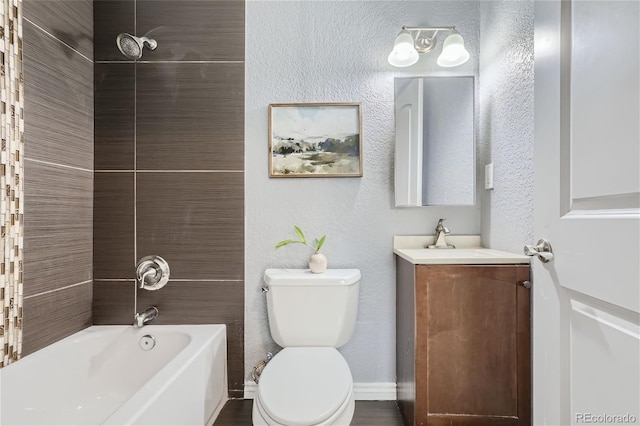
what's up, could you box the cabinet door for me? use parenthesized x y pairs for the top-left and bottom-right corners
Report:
(415, 265), (530, 426)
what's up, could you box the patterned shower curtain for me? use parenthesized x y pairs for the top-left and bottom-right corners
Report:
(0, 0), (23, 367)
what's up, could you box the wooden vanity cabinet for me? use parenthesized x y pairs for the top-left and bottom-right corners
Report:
(396, 258), (531, 426)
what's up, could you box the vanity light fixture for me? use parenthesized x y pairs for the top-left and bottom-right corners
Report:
(388, 26), (470, 68)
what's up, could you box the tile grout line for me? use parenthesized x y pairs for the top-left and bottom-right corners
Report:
(95, 170), (244, 173)
(133, 43), (139, 318)
(26, 158), (93, 173)
(24, 18), (93, 64)
(24, 280), (93, 300)
(94, 279), (244, 282)
(95, 60), (244, 64)
(169, 279), (245, 282)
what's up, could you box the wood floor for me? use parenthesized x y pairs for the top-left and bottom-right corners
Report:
(214, 399), (404, 426)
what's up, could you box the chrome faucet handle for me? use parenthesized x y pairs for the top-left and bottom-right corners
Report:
(136, 256), (170, 291)
(435, 218), (450, 234)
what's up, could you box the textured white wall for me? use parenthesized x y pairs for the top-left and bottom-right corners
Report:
(246, 1), (480, 384)
(479, 0), (534, 254)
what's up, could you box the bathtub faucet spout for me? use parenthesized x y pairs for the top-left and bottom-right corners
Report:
(135, 306), (159, 327)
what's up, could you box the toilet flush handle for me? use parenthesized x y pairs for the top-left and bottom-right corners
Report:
(261, 285), (269, 293)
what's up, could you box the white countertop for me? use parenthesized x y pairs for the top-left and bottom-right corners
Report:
(393, 235), (530, 265)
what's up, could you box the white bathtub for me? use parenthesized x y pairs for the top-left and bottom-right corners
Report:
(0, 324), (228, 425)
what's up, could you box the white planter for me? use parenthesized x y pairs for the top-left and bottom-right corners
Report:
(309, 253), (328, 274)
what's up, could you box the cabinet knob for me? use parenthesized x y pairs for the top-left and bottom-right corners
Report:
(518, 280), (532, 289)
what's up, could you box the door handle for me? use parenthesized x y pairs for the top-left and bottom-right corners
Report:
(524, 239), (554, 263)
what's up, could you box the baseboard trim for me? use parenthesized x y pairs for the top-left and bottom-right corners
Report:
(352, 382), (398, 400)
(243, 381), (397, 401)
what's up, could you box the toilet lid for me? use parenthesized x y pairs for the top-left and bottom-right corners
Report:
(257, 347), (352, 426)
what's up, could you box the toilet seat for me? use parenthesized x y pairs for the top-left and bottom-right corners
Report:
(255, 347), (353, 426)
(253, 386), (354, 426)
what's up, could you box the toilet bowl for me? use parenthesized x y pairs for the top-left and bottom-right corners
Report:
(253, 269), (361, 426)
(252, 348), (355, 426)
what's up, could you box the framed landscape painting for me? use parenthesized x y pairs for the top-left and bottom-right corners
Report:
(269, 103), (362, 177)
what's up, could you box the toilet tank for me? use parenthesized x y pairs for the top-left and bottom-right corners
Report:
(263, 269), (361, 348)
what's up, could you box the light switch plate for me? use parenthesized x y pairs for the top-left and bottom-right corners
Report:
(485, 163), (494, 190)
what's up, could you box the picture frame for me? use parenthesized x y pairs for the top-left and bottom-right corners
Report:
(268, 103), (363, 178)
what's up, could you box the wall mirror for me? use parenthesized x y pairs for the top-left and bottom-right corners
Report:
(394, 76), (475, 206)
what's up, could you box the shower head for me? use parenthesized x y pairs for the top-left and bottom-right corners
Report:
(116, 33), (158, 59)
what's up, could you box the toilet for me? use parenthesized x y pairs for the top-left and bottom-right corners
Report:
(252, 268), (361, 426)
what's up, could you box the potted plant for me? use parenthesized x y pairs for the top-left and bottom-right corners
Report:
(276, 226), (327, 273)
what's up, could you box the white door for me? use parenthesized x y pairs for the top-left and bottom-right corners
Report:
(395, 78), (423, 206)
(533, 1), (640, 425)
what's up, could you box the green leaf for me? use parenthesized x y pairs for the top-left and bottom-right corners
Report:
(316, 235), (326, 251)
(275, 239), (295, 249)
(293, 225), (306, 243)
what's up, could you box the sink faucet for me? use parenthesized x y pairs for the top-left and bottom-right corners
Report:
(134, 306), (159, 328)
(427, 218), (456, 249)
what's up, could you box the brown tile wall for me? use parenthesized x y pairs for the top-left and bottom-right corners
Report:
(93, 0), (246, 397)
(22, 0), (94, 356)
